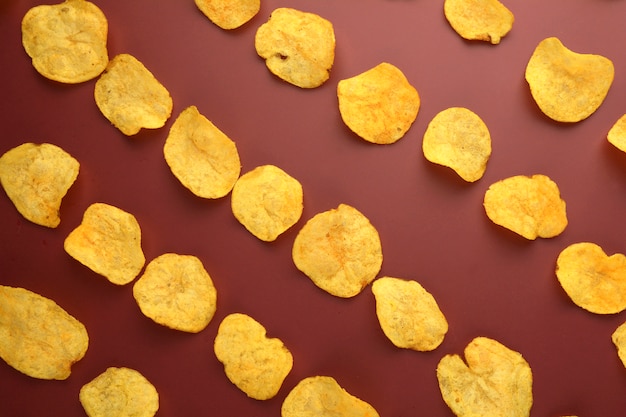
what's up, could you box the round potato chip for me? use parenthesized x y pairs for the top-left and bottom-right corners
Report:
(195, 0), (260, 30)
(337, 62), (420, 145)
(612, 321), (626, 368)
(607, 114), (626, 153)
(444, 0), (514, 44)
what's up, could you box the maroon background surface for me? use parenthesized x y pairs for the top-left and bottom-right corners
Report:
(2, 1), (626, 416)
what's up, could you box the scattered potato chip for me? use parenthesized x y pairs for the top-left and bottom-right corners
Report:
(64, 202), (145, 285)
(422, 107), (491, 182)
(255, 8), (335, 88)
(195, 0), (260, 30)
(214, 313), (293, 400)
(437, 337), (533, 417)
(612, 321), (626, 368)
(0, 285), (88, 380)
(444, 0), (514, 44)
(21, 0), (108, 83)
(0, 142), (79, 228)
(556, 242), (626, 314)
(94, 53), (173, 135)
(607, 114), (626, 153)
(525, 37), (614, 123)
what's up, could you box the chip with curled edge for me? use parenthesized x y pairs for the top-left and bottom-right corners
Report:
(195, 0), (260, 30)
(444, 0), (514, 45)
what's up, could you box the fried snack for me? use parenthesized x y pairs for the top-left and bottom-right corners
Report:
(214, 313), (293, 400)
(163, 105), (241, 199)
(556, 242), (626, 314)
(607, 114), (626, 153)
(525, 37), (614, 123)
(0, 143), (79, 228)
(255, 8), (335, 88)
(372, 277), (448, 351)
(21, 0), (108, 83)
(0, 285), (88, 380)
(483, 174), (567, 240)
(437, 337), (533, 417)
(422, 107), (491, 182)
(612, 321), (626, 368)
(443, 0), (514, 44)
(292, 204), (383, 298)
(64, 202), (145, 285)
(94, 53), (173, 135)
(337, 62), (420, 145)
(231, 165), (303, 241)
(282, 376), (380, 417)
(79, 367), (159, 417)
(195, 0), (260, 30)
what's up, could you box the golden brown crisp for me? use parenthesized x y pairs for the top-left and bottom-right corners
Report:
(608, 114), (626, 153)
(195, 0), (260, 29)
(444, 0), (514, 44)
(612, 321), (626, 368)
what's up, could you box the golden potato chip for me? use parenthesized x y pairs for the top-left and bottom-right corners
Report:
(79, 367), (159, 417)
(612, 321), (626, 368)
(255, 8), (335, 88)
(21, 0), (108, 83)
(556, 242), (626, 314)
(337, 62), (420, 145)
(372, 277), (448, 351)
(525, 37), (614, 123)
(282, 376), (380, 417)
(0, 285), (88, 380)
(64, 202), (145, 285)
(422, 107), (491, 182)
(231, 165), (303, 241)
(94, 53), (173, 136)
(437, 337), (533, 417)
(133, 253), (217, 333)
(444, 0), (514, 44)
(0, 142), (79, 228)
(292, 204), (383, 298)
(195, 0), (260, 30)
(483, 174), (567, 240)
(214, 313), (293, 400)
(607, 114), (626, 153)
(163, 105), (241, 199)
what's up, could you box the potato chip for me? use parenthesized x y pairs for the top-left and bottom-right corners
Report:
(525, 37), (614, 123)
(195, 0), (260, 30)
(94, 53), (173, 136)
(437, 337), (533, 417)
(21, 0), (108, 83)
(483, 174), (567, 240)
(255, 8), (335, 88)
(163, 105), (241, 199)
(0, 142), (79, 228)
(612, 321), (626, 368)
(0, 285), (88, 380)
(292, 204), (383, 298)
(64, 202), (145, 285)
(337, 62), (420, 145)
(607, 114), (626, 153)
(231, 165), (303, 241)
(556, 242), (626, 314)
(422, 107), (491, 182)
(79, 367), (159, 417)
(371, 277), (448, 351)
(444, 0), (514, 44)
(214, 313), (293, 400)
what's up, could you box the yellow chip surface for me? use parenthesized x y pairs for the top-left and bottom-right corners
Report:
(94, 53), (173, 136)
(483, 174), (567, 240)
(64, 202), (145, 285)
(255, 8), (335, 88)
(195, 0), (260, 30)
(607, 114), (626, 153)
(444, 0), (514, 44)
(556, 242), (626, 314)
(437, 337), (533, 417)
(0, 285), (88, 380)
(163, 105), (241, 199)
(525, 37), (614, 123)
(21, 0), (108, 83)
(612, 321), (626, 368)
(214, 313), (293, 400)
(0, 142), (79, 228)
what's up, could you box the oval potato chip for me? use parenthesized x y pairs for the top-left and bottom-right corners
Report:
(607, 114), (626, 153)
(612, 321), (626, 369)
(444, 0), (514, 44)
(195, 0), (260, 30)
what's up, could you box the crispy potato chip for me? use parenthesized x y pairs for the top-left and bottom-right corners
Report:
(0, 285), (88, 380)
(0, 143), (79, 228)
(195, 0), (260, 30)
(94, 53), (173, 136)
(483, 174), (567, 240)
(372, 277), (448, 351)
(607, 114), (626, 153)
(556, 242), (626, 314)
(255, 8), (335, 88)
(422, 107), (491, 182)
(214, 313), (293, 400)
(444, 0), (514, 44)
(292, 204), (383, 298)
(337, 62), (420, 145)
(79, 367), (159, 417)
(437, 337), (533, 417)
(21, 0), (108, 83)
(525, 37), (614, 123)
(612, 321), (626, 368)
(163, 105), (241, 199)
(64, 202), (145, 285)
